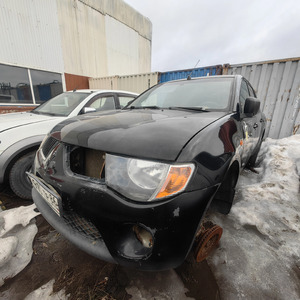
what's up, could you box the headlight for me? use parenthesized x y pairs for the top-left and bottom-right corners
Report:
(105, 154), (195, 202)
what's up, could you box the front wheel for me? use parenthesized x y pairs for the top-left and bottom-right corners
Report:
(9, 151), (36, 200)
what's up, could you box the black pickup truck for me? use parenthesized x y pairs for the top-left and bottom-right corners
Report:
(29, 75), (266, 270)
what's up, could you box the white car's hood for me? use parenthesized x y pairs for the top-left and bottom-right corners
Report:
(0, 112), (63, 133)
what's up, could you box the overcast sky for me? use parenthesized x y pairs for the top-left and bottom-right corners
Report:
(125, 0), (300, 72)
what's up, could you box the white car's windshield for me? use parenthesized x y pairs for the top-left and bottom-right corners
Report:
(129, 78), (233, 111)
(31, 92), (90, 116)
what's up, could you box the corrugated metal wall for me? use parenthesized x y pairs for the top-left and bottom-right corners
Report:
(89, 73), (159, 93)
(0, 0), (151, 78)
(159, 65), (222, 83)
(0, 0), (64, 72)
(56, 0), (152, 78)
(227, 58), (300, 138)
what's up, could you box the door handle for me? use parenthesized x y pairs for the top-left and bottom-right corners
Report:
(253, 123), (258, 129)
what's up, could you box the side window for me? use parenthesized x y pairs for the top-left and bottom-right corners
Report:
(87, 96), (115, 111)
(247, 83), (256, 97)
(119, 96), (135, 108)
(239, 80), (250, 113)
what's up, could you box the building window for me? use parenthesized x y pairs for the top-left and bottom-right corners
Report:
(0, 63), (63, 104)
(31, 69), (63, 103)
(0, 64), (32, 103)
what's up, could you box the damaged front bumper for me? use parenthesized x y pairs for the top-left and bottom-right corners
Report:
(29, 138), (218, 270)
(30, 171), (217, 270)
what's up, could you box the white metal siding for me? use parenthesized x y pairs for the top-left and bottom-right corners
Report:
(56, 0), (151, 77)
(0, 0), (151, 79)
(0, 0), (64, 72)
(89, 72), (159, 94)
(228, 58), (300, 138)
(81, 0), (152, 40)
(105, 15), (139, 76)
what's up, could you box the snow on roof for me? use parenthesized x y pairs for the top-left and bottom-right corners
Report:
(207, 134), (300, 299)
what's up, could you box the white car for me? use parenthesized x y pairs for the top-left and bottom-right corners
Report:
(0, 89), (138, 199)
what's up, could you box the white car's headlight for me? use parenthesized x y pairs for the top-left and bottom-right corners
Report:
(105, 154), (195, 202)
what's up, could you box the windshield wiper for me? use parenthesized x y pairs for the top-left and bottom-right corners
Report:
(168, 106), (209, 112)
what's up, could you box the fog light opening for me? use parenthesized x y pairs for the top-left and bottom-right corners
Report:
(133, 225), (153, 249)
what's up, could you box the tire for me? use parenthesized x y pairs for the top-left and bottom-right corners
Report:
(9, 151), (36, 200)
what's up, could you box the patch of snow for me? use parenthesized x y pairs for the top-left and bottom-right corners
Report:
(0, 204), (40, 286)
(24, 279), (69, 300)
(125, 269), (194, 300)
(208, 135), (300, 299)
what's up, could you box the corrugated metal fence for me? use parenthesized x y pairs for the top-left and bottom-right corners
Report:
(89, 57), (300, 139)
(226, 58), (300, 139)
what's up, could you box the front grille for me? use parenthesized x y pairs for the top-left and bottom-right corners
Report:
(70, 147), (106, 179)
(63, 211), (102, 241)
(42, 137), (59, 157)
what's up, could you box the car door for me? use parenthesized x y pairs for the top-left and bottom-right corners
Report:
(239, 79), (257, 165)
(246, 81), (262, 143)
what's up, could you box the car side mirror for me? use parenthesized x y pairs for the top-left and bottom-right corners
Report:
(244, 97), (260, 117)
(81, 107), (96, 114)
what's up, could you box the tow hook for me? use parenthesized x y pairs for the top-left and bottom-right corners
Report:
(194, 221), (223, 262)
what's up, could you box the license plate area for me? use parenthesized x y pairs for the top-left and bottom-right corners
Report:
(28, 173), (62, 217)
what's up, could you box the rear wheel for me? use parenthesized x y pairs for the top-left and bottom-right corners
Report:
(9, 151), (35, 200)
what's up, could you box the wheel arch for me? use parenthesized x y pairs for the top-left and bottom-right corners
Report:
(210, 158), (240, 215)
(0, 135), (44, 184)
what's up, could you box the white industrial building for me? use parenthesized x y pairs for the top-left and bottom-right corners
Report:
(0, 0), (152, 107)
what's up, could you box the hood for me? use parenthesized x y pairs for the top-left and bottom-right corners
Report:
(53, 109), (228, 161)
(0, 111), (63, 133)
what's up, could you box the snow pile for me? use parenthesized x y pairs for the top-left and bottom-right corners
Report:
(0, 204), (40, 286)
(24, 279), (68, 300)
(208, 135), (300, 299)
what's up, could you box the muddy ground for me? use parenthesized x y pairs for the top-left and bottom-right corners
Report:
(0, 187), (220, 300)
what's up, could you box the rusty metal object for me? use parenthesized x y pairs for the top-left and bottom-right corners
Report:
(133, 224), (153, 248)
(194, 222), (223, 262)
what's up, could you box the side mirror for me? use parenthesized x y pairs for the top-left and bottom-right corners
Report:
(244, 97), (260, 117)
(81, 107), (96, 114)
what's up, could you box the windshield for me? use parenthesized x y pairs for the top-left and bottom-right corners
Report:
(129, 78), (233, 111)
(31, 92), (90, 116)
